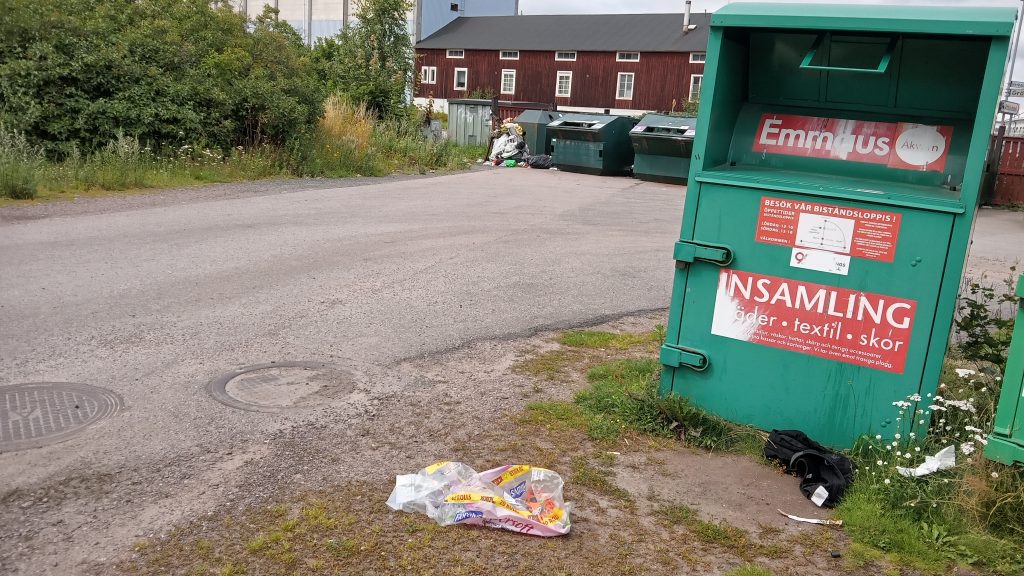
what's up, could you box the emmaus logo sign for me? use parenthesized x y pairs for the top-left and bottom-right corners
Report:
(711, 269), (917, 373)
(754, 113), (954, 172)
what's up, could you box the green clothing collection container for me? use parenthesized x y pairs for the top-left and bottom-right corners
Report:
(986, 275), (1024, 466)
(630, 114), (697, 184)
(547, 114), (638, 175)
(659, 3), (1015, 448)
(515, 109), (563, 156)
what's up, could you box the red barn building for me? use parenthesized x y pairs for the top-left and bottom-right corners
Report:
(413, 12), (710, 115)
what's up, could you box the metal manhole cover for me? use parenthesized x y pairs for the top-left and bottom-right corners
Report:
(0, 382), (123, 452)
(208, 361), (358, 413)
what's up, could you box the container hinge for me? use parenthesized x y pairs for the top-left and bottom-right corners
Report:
(660, 344), (709, 371)
(673, 240), (733, 266)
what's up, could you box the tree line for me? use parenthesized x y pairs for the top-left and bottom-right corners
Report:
(0, 0), (415, 156)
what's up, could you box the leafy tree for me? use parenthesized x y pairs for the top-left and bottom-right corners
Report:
(0, 0), (323, 154)
(312, 0), (413, 117)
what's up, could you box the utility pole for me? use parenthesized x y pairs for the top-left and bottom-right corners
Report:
(1001, 1), (1024, 133)
(343, 0), (350, 30)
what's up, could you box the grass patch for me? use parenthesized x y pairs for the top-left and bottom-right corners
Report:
(558, 326), (664, 352)
(0, 100), (482, 203)
(122, 482), (718, 575)
(526, 355), (762, 453)
(513, 349), (582, 382)
(655, 504), (775, 561)
(724, 565), (774, 576)
(570, 455), (632, 502)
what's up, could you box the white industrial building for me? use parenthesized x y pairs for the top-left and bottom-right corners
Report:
(231, 0), (518, 46)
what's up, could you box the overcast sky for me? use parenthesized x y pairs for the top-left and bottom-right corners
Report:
(518, 0), (1024, 93)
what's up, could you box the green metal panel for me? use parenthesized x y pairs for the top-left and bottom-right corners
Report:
(515, 109), (562, 156)
(631, 114), (696, 184)
(985, 276), (1024, 466)
(548, 114), (637, 176)
(661, 3), (1014, 448)
(712, 3), (1016, 37)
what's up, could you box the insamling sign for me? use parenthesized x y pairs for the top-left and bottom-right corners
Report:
(711, 269), (917, 373)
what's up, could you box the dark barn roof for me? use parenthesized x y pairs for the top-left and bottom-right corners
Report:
(416, 13), (712, 52)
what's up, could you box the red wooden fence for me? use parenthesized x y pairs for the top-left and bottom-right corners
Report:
(993, 136), (1024, 205)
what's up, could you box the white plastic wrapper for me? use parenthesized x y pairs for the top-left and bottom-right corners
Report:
(386, 462), (571, 537)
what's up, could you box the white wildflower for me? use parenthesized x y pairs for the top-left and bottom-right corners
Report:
(992, 472), (1000, 479)
(961, 442), (976, 455)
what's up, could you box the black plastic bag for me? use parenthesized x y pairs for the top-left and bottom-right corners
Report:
(526, 155), (553, 169)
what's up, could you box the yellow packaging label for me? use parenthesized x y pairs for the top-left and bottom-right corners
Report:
(443, 492), (529, 517)
(492, 465), (531, 486)
(424, 461), (449, 474)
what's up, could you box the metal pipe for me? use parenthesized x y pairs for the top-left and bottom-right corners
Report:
(1006, 1), (1023, 96)
(306, 0), (313, 46)
(684, 0), (691, 32)
(1001, 1), (1023, 128)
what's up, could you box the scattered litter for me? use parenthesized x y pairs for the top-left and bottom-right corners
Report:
(606, 451), (621, 456)
(386, 461), (571, 536)
(896, 445), (956, 477)
(777, 509), (843, 526)
(764, 429), (854, 508)
(955, 368), (977, 378)
(830, 550), (842, 558)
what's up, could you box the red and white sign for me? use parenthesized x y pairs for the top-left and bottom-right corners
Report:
(711, 269), (916, 373)
(754, 113), (954, 172)
(756, 196), (902, 263)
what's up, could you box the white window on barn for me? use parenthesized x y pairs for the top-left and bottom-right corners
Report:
(501, 69), (516, 95)
(500, 50), (519, 60)
(556, 71), (572, 97)
(555, 51), (577, 61)
(690, 52), (706, 63)
(454, 67), (468, 90)
(616, 51), (640, 62)
(617, 72), (634, 100)
(447, 49), (464, 58)
(420, 66), (437, 84)
(689, 74), (703, 101)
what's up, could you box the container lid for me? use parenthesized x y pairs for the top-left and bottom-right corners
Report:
(713, 3), (1015, 37)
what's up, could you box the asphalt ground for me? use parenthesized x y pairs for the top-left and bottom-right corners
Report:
(0, 169), (1021, 573)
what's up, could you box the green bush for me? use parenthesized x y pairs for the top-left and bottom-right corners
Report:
(1, 0), (322, 155)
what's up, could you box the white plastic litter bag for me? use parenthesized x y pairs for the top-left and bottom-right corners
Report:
(386, 462), (571, 537)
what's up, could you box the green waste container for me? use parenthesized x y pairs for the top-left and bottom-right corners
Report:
(630, 114), (697, 184)
(515, 109), (562, 156)
(659, 3), (1015, 448)
(547, 114), (638, 175)
(986, 275), (1024, 466)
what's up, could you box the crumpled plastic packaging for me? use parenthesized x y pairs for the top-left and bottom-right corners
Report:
(896, 445), (956, 478)
(386, 461), (571, 537)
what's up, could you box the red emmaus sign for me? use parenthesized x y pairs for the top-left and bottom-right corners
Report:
(754, 113), (954, 172)
(711, 269), (917, 373)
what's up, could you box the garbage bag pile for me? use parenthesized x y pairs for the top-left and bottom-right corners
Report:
(386, 461), (572, 537)
(488, 121), (529, 164)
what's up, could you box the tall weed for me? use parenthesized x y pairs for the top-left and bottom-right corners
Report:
(0, 125), (43, 199)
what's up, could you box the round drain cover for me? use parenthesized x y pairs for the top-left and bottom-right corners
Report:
(208, 361), (358, 413)
(0, 382), (123, 452)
